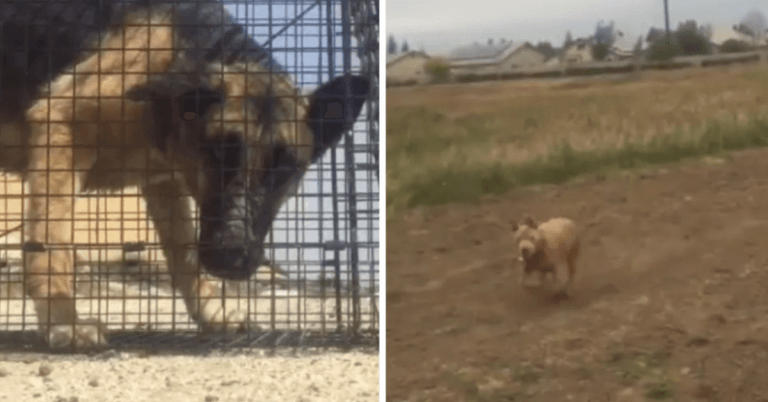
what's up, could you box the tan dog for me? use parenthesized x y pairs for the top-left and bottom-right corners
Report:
(511, 215), (580, 297)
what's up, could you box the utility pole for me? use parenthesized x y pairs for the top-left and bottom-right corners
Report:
(663, 0), (670, 35)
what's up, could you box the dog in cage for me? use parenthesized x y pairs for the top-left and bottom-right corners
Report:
(0, 0), (369, 348)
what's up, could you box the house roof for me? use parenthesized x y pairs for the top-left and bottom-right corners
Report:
(449, 42), (540, 66)
(386, 50), (430, 66)
(448, 41), (515, 61)
(709, 25), (747, 46)
(612, 32), (642, 53)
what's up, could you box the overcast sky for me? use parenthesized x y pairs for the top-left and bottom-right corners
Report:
(386, 0), (767, 54)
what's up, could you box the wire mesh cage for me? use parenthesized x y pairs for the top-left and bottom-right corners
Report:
(0, 0), (379, 351)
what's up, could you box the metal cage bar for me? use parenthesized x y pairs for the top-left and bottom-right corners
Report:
(0, 0), (379, 351)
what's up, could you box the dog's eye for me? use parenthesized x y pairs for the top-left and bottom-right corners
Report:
(262, 146), (299, 191)
(178, 88), (223, 120)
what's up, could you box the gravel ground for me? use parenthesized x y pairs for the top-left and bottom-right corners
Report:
(0, 282), (379, 402)
(0, 348), (379, 402)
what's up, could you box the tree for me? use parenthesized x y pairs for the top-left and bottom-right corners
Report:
(646, 26), (677, 60)
(401, 40), (409, 52)
(592, 20), (620, 61)
(387, 34), (397, 54)
(675, 20), (711, 56)
(563, 30), (574, 49)
(645, 20), (711, 60)
(534, 41), (557, 59)
(646, 36), (677, 61)
(594, 20), (617, 46)
(646, 27), (666, 44)
(632, 36), (643, 55)
(735, 9), (768, 45)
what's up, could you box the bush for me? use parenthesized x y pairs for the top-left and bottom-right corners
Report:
(676, 29), (712, 55)
(592, 42), (611, 61)
(424, 59), (452, 83)
(647, 37), (679, 61)
(719, 39), (753, 53)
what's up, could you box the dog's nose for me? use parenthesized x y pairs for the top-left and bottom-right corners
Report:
(199, 245), (258, 280)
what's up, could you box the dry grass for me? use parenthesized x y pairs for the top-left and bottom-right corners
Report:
(387, 65), (768, 214)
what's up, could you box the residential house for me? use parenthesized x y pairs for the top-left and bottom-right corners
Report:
(542, 55), (562, 68)
(448, 40), (546, 76)
(386, 51), (432, 85)
(561, 37), (595, 64)
(605, 34), (639, 62)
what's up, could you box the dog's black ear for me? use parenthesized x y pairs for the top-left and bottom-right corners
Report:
(306, 74), (369, 163)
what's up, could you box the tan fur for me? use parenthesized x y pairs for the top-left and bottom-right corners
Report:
(512, 215), (580, 297)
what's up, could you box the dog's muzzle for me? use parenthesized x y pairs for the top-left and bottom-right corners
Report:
(198, 180), (276, 281)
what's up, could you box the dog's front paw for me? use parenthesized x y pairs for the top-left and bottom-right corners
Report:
(197, 298), (249, 332)
(39, 317), (108, 349)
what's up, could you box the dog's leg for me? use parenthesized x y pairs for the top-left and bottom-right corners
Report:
(552, 261), (572, 299)
(24, 107), (105, 349)
(142, 179), (247, 332)
(538, 269), (548, 285)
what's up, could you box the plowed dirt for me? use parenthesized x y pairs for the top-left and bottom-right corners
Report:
(387, 149), (768, 401)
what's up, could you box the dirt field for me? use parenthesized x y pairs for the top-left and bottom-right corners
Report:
(387, 148), (768, 401)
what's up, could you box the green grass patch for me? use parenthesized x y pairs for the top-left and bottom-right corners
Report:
(387, 107), (503, 161)
(390, 112), (768, 212)
(645, 380), (675, 400)
(606, 348), (674, 399)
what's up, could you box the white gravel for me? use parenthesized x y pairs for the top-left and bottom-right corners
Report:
(0, 349), (379, 402)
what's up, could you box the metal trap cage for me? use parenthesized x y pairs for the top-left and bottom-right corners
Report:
(0, 0), (379, 351)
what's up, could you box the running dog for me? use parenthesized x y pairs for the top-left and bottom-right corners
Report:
(511, 215), (580, 297)
(0, 0), (369, 348)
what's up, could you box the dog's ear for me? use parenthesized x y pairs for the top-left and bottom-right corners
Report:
(306, 74), (369, 163)
(522, 215), (537, 229)
(510, 220), (519, 232)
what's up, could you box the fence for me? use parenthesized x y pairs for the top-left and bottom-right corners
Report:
(387, 49), (768, 87)
(0, 0), (379, 351)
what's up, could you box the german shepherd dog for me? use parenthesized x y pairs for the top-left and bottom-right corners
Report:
(0, 0), (369, 348)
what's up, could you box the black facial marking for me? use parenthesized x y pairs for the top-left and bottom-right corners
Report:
(261, 146), (300, 191)
(177, 87), (224, 120)
(203, 134), (244, 190)
(126, 84), (224, 152)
